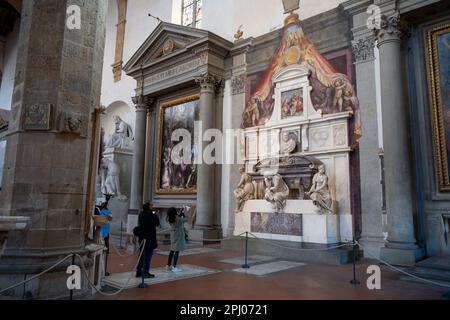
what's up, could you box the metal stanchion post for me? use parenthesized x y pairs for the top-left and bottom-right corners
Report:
(242, 232), (250, 269)
(138, 241), (148, 289)
(350, 237), (360, 285)
(70, 254), (75, 300)
(120, 221), (123, 249)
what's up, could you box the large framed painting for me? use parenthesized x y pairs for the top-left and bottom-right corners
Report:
(155, 94), (199, 194)
(428, 23), (450, 192)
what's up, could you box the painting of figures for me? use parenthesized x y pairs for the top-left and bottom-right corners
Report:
(428, 24), (450, 192)
(156, 95), (199, 194)
(281, 88), (304, 119)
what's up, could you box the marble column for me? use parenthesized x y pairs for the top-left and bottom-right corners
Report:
(351, 34), (385, 258)
(375, 12), (423, 266)
(193, 73), (221, 240)
(129, 95), (152, 211)
(0, 0), (107, 299)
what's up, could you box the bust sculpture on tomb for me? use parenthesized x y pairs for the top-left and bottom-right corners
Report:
(234, 167), (255, 212)
(264, 173), (290, 211)
(105, 116), (134, 149)
(306, 164), (333, 213)
(280, 132), (297, 156)
(100, 157), (127, 201)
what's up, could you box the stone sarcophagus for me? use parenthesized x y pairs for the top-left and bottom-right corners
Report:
(251, 155), (323, 200)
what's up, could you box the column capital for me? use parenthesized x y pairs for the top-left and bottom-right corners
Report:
(373, 12), (409, 46)
(352, 36), (376, 63)
(195, 73), (224, 94)
(132, 95), (154, 111)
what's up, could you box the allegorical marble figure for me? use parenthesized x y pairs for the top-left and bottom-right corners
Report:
(306, 164), (333, 213)
(264, 173), (290, 211)
(234, 167), (255, 212)
(105, 116), (134, 149)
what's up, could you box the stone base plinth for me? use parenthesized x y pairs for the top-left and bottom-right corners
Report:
(380, 246), (425, 267)
(234, 200), (353, 245)
(189, 228), (222, 244)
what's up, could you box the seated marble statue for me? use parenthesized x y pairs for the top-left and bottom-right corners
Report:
(100, 157), (127, 201)
(264, 173), (290, 211)
(280, 132), (296, 156)
(234, 167), (255, 212)
(306, 164), (333, 213)
(105, 116), (134, 149)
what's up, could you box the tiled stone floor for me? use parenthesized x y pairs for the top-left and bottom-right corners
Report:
(232, 261), (307, 276)
(104, 264), (221, 289)
(218, 255), (276, 266)
(155, 247), (222, 256)
(98, 244), (449, 300)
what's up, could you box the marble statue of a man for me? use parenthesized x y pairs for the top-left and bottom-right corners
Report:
(264, 173), (290, 211)
(100, 158), (127, 201)
(105, 116), (134, 149)
(306, 164), (333, 213)
(234, 167), (255, 212)
(280, 132), (296, 156)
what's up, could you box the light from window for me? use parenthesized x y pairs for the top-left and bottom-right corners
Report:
(182, 0), (202, 28)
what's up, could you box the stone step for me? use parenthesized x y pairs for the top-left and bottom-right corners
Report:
(416, 257), (450, 272)
(399, 275), (450, 288)
(221, 237), (360, 265)
(402, 266), (450, 283)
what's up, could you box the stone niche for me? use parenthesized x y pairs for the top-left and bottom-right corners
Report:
(236, 64), (354, 245)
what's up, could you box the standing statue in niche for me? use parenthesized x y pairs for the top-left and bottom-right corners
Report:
(264, 173), (290, 211)
(306, 164), (333, 213)
(105, 116), (134, 149)
(234, 167), (255, 213)
(100, 158), (127, 201)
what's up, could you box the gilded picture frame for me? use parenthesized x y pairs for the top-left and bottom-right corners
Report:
(427, 23), (450, 192)
(155, 94), (200, 195)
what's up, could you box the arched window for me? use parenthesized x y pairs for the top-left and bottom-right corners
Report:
(182, 0), (202, 28)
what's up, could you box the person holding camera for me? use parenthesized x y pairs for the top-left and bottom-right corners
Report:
(166, 207), (188, 273)
(135, 202), (160, 278)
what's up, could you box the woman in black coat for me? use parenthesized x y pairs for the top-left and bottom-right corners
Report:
(136, 202), (160, 278)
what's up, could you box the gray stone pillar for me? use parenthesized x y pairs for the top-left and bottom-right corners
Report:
(193, 73), (221, 240)
(0, 0), (107, 299)
(129, 95), (152, 210)
(351, 33), (385, 258)
(375, 12), (423, 266)
(143, 105), (157, 203)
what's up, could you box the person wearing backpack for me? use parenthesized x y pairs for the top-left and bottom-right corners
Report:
(135, 202), (160, 278)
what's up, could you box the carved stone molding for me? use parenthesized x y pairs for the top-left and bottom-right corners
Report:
(231, 74), (246, 95)
(195, 73), (223, 93)
(22, 103), (52, 131)
(132, 95), (154, 111)
(58, 111), (87, 136)
(373, 12), (408, 45)
(352, 37), (375, 63)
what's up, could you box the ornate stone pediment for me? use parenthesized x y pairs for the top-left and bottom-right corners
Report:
(124, 22), (225, 73)
(123, 22), (232, 96)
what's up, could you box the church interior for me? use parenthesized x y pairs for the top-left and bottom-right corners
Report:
(0, 0), (450, 301)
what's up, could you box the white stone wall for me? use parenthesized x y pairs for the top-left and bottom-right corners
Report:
(0, 19), (20, 109)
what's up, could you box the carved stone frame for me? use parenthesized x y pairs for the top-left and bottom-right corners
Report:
(427, 23), (450, 192)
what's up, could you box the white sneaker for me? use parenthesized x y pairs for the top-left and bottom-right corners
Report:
(171, 267), (181, 273)
(166, 265), (172, 271)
